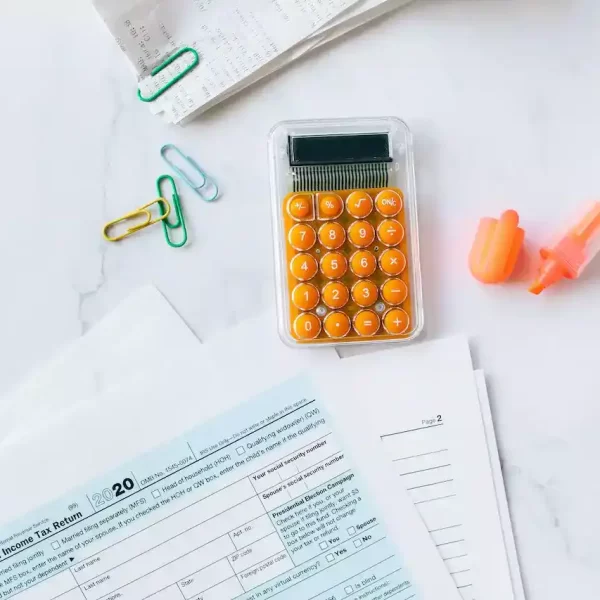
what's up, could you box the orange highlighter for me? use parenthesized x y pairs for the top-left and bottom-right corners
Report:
(530, 202), (600, 294)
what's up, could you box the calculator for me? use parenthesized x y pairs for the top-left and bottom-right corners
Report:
(269, 118), (424, 347)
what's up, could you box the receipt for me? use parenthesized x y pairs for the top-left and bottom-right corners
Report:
(92, 0), (360, 123)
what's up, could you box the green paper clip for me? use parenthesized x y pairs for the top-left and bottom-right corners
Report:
(138, 47), (200, 103)
(160, 144), (219, 203)
(157, 175), (188, 248)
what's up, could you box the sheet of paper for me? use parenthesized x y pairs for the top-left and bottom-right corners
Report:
(0, 286), (201, 446)
(0, 324), (460, 600)
(474, 371), (526, 600)
(92, 0), (360, 123)
(333, 337), (517, 600)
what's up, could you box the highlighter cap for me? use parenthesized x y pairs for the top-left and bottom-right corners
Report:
(469, 210), (524, 284)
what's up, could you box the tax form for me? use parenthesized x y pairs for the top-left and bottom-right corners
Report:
(0, 321), (460, 600)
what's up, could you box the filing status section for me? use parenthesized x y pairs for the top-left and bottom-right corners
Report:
(0, 378), (416, 600)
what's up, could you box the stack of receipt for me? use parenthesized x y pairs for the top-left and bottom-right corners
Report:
(91, 0), (415, 124)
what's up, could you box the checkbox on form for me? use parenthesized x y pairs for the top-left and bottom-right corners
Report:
(51, 541), (60, 550)
(152, 489), (161, 499)
(236, 446), (246, 455)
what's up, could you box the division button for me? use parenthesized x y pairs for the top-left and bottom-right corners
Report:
(377, 219), (404, 247)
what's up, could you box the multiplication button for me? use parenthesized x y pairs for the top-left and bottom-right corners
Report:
(379, 248), (406, 276)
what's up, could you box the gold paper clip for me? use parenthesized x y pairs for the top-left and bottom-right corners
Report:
(103, 199), (171, 242)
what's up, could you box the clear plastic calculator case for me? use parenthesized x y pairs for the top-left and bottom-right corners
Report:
(269, 117), (424, 347)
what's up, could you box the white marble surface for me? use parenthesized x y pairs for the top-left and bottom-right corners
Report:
(1, 0), (599, 597)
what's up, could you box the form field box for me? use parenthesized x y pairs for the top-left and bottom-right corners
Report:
(86, 534), (236, 600)
(229, 533), (284, 574)
(229, 515), (275, 550)
(238, 551), (293, 592)
(8, 571), (76, 600)
(73, 482), (260, 584)
(178, 559), (235, 599)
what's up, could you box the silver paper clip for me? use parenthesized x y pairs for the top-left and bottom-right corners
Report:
(160, 144), (219, 203)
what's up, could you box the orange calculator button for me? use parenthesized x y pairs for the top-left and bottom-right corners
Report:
(318, 222), (346, 250)
(379, 249), (407, 276)
(291, 283), (320, 311)
(383, 309), (410, 335)
(350, 250), (377, 277)
(293, 313), (321, 340)
(375, 189), (403, 217)
(320, 252), (348, 279)
(287, 194), (314, 221)
(318, 194), (344, 219)
(323, 311), (351, 338)
(348, 220), (375, 248)
(352, 280), (378, 307)
(377, 219), (404, 247)
(290, 253), (318, 281)
(346, 191), (373, 218)
(381, 279), (408, 305)
(353, 310), (380, 337)
(289, 224), (316, 251)
(322, 282), (349, 309)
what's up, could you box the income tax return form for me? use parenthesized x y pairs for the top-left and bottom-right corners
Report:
(0, 315), (460, 600)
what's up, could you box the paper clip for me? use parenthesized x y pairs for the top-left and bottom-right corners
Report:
(137, 47), (200, 103)
(103, 199), (171, 242)
(160, 144), (219, 202)
(157, 175), (188, 248)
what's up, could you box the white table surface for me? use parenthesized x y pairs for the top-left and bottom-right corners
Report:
(1, 0), (599, 597)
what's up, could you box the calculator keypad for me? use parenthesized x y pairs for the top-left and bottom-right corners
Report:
(284, 188), (413, 344)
